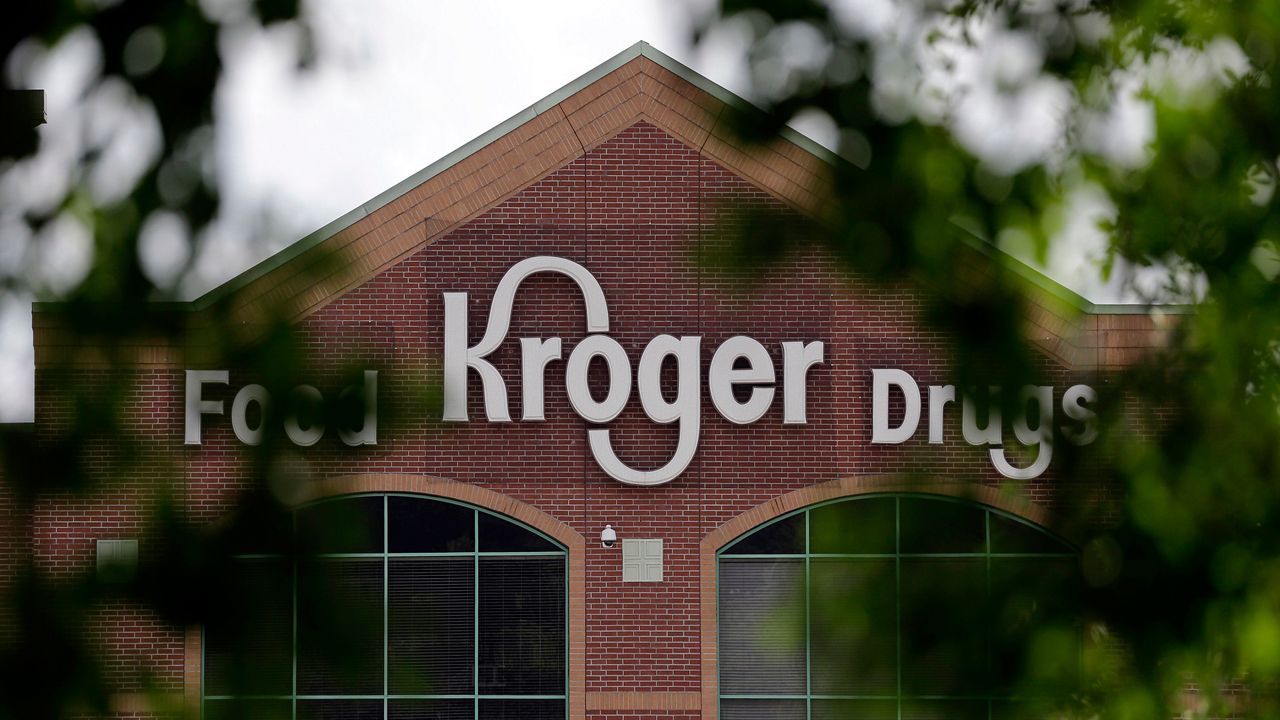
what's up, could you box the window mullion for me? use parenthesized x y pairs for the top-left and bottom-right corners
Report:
(805, 510), (812, 720)
(985, 510), (992, 720)
(896, 496), (902, 720)
(292, 511), (298, 720)
(384, 494), (389, 720)
(474, 509), (480, 720)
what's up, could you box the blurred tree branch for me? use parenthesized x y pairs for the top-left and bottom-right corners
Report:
(696, 0), (1280, 716)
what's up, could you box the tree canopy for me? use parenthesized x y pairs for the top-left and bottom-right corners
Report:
(694, 0), (1280, 716)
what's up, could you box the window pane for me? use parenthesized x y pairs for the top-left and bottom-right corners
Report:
(297, 558), (384, 695)
(388, 496), (473, 553)
(724, 513), (805, 555)
(989, 515), (1071, 554)
(388, 699), (474, 720)
(900, 558), (988, 696)
(296, 700), (384, 720)
(810, 497), (896, 554)
(810, 558), (897, 694)
(388, 557), (474, 694)
(477, 512), (558, 552)
(477, 699), (565, 720)
(721, 698), (806, 720)
(990, 557), (1081, 694)
(204, 558), (292, 696)
(296, 496), (384, 554)
(719, 558), (805, 694)
(478, 557), (565, 694)
(899, 498), (985, 554)
(812, 699), (897, 720)
(204, 699), (291, 720)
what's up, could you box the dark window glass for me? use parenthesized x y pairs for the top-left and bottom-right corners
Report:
(388, 557), (474, 694)
(297, 558), (384, 695)
(899, 558), (988, 696)
(478, 511), (558, 552)
(810, 558), (896, 694)
(389, 496), (473, 553)
(478, 557), (565, 694)
(900, 699), (988, 720)
(720, 496), (1079, 718)
(989, 514), (1071, 554)
(719, 558), (805, 694)
(899, 498), (985, 554)
(990, 557), (1080, 694)
(723, 512), (804, 555)
(811, 699), (897, 720)
(720, 698), (806, 720)
(207, 494), (567, 714)
(810, 497), (896, 554)
(476, 699), (565, 720)
(203, 699), (291, 720)
(203, 558), (292, 696)
(388, 700), (474, 720)
(296, 496), (384, 554)
(296, 700), (385, 720)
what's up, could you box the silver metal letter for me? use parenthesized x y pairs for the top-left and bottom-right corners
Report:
(230, 383), (270, 446)
(1062, 384), (1098, 445)
(989, 385), (1053, 479)
(442, 256), (610, 422)
(284, 385), (325, 447)
(928, 385), (955, 444)
(590, 335), (702, 486)
(184, 370), (229, 445)
(710, 336), (775, 424)
(781, 341), (824, 424)
(871, 369), (921, 444)
(962, 387), (1003, 446)
(565, 334), (631, 423)
(520, 338), (562, 421)
(337, 371), (379, 446)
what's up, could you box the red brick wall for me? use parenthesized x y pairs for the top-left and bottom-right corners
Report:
(30, 121), (1107, 717)
(0, 425), (30, 644)
(31, 366), (187, 702)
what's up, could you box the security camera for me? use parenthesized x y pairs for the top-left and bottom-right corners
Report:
(601, 525), (617, 549)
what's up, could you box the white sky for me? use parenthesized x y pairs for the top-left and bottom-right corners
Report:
(193, 0), (719, 292)
(0, 0), (1163, 422)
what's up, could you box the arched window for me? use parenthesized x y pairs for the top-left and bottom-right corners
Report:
(203, 494), (568, 720)
(717, 494), (1079, 720)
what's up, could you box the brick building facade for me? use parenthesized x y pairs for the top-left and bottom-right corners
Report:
(21, 44), (1172, 720)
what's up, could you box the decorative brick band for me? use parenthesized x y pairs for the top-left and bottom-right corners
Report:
(697, 475), (1056, 720)
(109, 692), (183, 714)
(183, 473), (588, 720)
(585, 691), (701, 711)
(184, 626), (200, 717)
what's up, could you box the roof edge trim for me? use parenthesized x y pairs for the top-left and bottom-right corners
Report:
(189, 42), (663, 310)
(953, 225), (1195, 316)
(185, 41), (859, 310)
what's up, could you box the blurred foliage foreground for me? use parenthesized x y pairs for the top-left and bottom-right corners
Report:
(2, 0), (1280, 718)
(695, 0), (1280, 717)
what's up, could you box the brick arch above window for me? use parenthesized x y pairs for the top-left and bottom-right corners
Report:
(698, 475), (1068, 720)
(303, 473), (586, 555)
